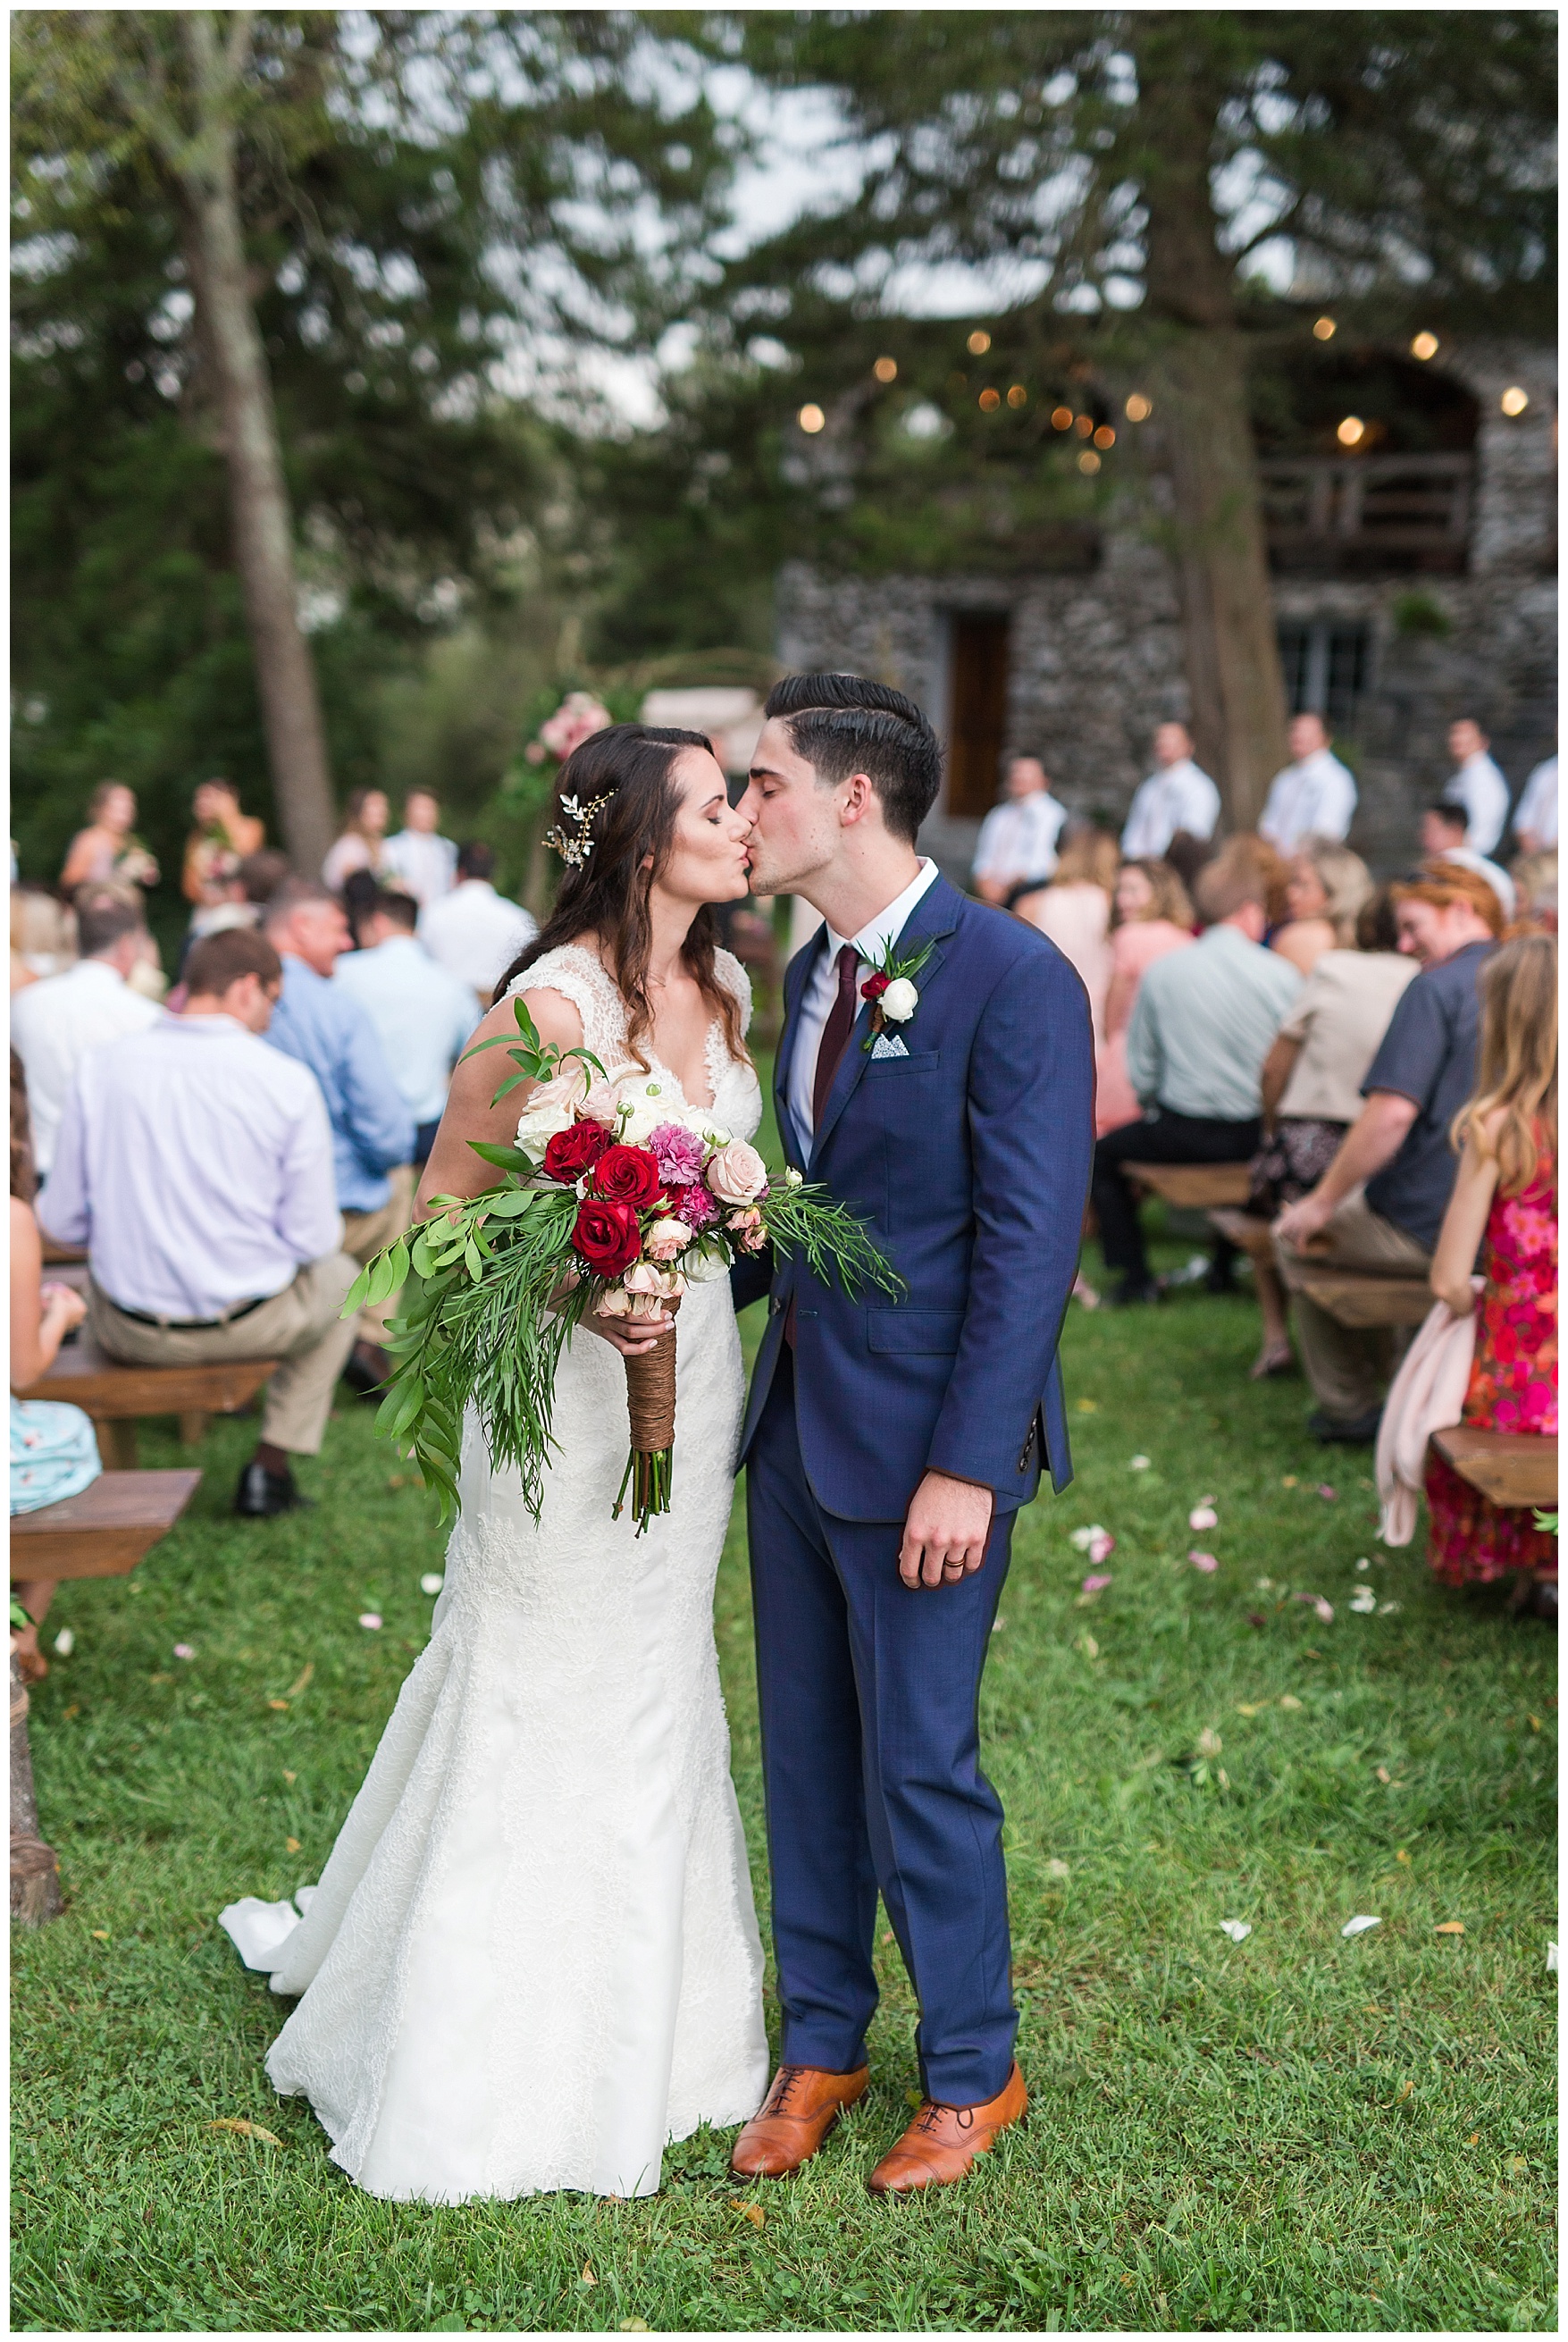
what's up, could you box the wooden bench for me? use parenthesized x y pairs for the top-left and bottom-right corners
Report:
(1123, 1161), (1253, 1210)
(1291, 1268), (1434, 1330)
(10, 1469), (202, 1581)
(1207, 1205), (1275, 1262)
(1431, 1427), (1558, 1511)
(13, 1336), (279, 1467)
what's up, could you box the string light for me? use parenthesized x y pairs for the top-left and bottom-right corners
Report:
(1337, 416), (1365, 447)
(1411, 332), (1439, 361)
(978, 387), (1001, 411)
(1007, 384), (1027, 407)
(1093, 424), (1116, 449)
(967, 329), (992, 355)
(1125, 392), (1153, 421)
(1077, 449), (1102, 475)
(1051, 406), (1074, 431)
(873, 356), (898, 383)
(1313, 317), (1337, 341)
(1500, 385), (1530, 416)
(1075, 414), (1094, 438)
(798, 404), (826, 433)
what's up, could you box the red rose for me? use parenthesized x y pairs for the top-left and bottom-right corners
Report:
(542, 1118), (611, 1184)
(571, 1198), (642, 1276)
(591, 1143), (663, 1208)
(861, 970), (891, 1001)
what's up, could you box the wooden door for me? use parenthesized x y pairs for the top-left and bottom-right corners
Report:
(946, 613), (1010, 818)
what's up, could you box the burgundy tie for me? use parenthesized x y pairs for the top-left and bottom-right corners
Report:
(786, 944), (862, 1350)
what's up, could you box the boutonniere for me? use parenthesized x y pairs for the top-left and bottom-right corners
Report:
(859, 935), (936, 1051)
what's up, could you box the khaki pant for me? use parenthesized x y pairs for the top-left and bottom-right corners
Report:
(89, 1253), (362, 1456)
(1273, 1188), (1432, 1423)
(341, 1163), (415, 1344)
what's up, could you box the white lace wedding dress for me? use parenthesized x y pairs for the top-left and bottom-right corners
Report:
(220, 946), (769, 2202)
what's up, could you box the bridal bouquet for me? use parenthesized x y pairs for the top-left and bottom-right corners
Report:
(345, 998), (901, 1529)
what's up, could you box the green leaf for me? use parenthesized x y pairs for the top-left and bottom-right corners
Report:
(467, 1140), (533, 1171)
(340, 1265), (374, 1319)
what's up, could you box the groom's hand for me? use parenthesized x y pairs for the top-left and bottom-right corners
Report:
(899, 1471), (994, 1590)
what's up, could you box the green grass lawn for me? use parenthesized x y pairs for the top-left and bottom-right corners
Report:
(12, 1219), (1557, 2333)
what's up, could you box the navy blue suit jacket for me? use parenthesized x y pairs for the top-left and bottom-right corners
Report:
(734, 875), (1095, 1521)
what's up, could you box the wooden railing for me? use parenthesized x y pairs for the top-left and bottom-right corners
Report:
(1259, 452), (1473, 568)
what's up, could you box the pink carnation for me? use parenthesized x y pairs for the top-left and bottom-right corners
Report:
(650, 1121), (706, 1187)
(682, 1183), (718, 1230)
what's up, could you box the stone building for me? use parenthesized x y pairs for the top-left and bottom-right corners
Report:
(776, 337), (1556, 876)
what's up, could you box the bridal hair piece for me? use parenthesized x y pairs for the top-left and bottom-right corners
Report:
(543, 792), (613, 868)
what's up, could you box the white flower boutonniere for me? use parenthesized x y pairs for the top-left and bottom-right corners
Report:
(859, 936), (936, 1051)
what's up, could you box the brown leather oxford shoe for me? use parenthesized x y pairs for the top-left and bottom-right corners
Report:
(867, 2061), (1027, 2195)
(729, 2062), (869, 2178)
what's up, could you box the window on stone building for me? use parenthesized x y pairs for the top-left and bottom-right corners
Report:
(945, 612), (1011, 818)
(1278, 620), (1371, 734)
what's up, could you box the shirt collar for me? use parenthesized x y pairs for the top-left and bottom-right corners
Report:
(163, 1011), (251, 1037)
(71, 957), (128, 987)
(826, 858), (941, 963)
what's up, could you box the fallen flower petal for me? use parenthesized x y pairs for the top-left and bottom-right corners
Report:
(420, 1573), (444, 1596)
(1076, 1631), (1100, 1659)
(1378, 1601), (1402, 1615)
(209, 2118), (283, 2145)
(1349, 1590), (1378, 1613)
(1376, 1766), (1392, 1784)
(1245, 1612), (1266, 1629)
(286, 1663), (314, 1698)
(1080, 1573), (1113, 1597)
(1129, 1454), (1151, 1471)
(357, 1614), (382, 1632)
(1342, 1914), (1381, 1937)
(1196, 1726), (1222, 1757)
(1317, 1484), (1337, 1500)
(1086, 1531), (1115, 1565)
(1547, 1943), (1558, 1973)
(731, 2199), (766, 2229)
(53, 1628), (74, 1658)
(1187, 1549), (1219, 1573)
(172, 1644), (195, 1660)
(1279, 1694), (1304, 1710)
(1236, 1702), (1264, 1717)
(1220, 1919), (1252, 1943)
(1313, 1598), (1335, 1623)
(1354, 1557), (1371, 1573)
(1434, 1921), (1464, 1935)
(1188, 1505), (1219, 1532)
(1254, 1576), (1274, 1591)
(1047, 1858), (1070, 1878)
(1069, 1524), (1107, 1551)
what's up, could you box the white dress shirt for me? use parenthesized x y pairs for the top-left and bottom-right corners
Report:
(1443, 750), (1511, 857)
(333, 935), (480, 1125)
(418, 879), (538, 999)
(38, 1014), (341, 1321)
(11, 956), (162, 1178)
(1513, 754), (1558, 847)
(971, 793), (1069, 888)
(1119, 758), (1221, 857)
(1258, 746), (1358, 852)
(381, 827), (459, 908)
(787, 858), (942, 1154)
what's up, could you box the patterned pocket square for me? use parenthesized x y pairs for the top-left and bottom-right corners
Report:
(871, 1032), (910, 1060)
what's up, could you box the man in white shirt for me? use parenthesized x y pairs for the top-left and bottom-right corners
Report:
(381, 788), (459, 907)
(417, 840), (537, 1001)
(11, 887), (161, 1178)
(335, 890), (480, 1163)
(1259, 713), (1358, 852)
(1119, 722), (1221, 859)
(39, 927), (361, 1519)
(1513, 751), (1557, 853)
(970, 755), (1069, 903)
(1418, 804), (1517, 920)
(1442, 719), (1510, 857)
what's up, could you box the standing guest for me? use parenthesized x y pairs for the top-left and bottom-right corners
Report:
(1273, 862), (1502, 1442)
(334, 890), (479, 1166)
(1442, 718), (1510, 857)
(261, 878), (415, 1386)
(10, 1054), (97, 1682)
(1419, 802), (1517, 920)
(322, 789), (390, 892)
(381, 788), (459, 909)
(970, 754), (1069, 904)
(1513, 750), (1557, 854)
(1095, 859), (1195, 1137)
(11, 885), (77, 986)
(1091, 839), (1301, 1306)
(1119, 721), (1221, 860)
(10, 887), (162, 1179)
(1011, 829), (1119, 1042)
(1270, 836), (1374, 978)
(1510, 851), (1556, 934)
(1423, 934), (1556, 1618)
(417, 840), (537, 1002)
(38, 929), (361, 1518)
(182, 778), (265, 911)
(1259, 713), (1357, 852)
(60, 782), (160, 893)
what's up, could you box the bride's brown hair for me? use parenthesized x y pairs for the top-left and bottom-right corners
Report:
(495, 723), (748, 1070)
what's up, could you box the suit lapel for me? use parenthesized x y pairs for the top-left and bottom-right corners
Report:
(809, 876), (964, 1168)
(774, 925), (826, 1171)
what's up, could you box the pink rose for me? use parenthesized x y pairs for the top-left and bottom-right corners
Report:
(707, 1138), (768, 1205)
(646, 1218), (693, 1262)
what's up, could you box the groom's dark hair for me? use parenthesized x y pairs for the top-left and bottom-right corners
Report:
(765, 672), (943, 844)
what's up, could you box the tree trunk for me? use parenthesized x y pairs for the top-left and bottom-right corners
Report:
(1137, 37), (1291, 829)
(175, 13), (336, 877)
(11, 1652), (63, 1928)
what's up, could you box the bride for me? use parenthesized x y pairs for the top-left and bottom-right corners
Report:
(221, 725), (769, 2201)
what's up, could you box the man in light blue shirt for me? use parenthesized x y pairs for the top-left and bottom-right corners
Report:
(1092, 844), (1301, 1305)
(334, 891), (480, 1164)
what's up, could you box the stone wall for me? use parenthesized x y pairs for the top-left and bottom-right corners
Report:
(776, 337), (1557, 878)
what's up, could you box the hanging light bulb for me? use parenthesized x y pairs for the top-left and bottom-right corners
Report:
(1337, 416), (1366, 447)
(1077, 449), (1102, 475)
(1313, 317), (1337, 341)
(1093, 424), (1116, 449)
(873, 356), (898, 383)
(1006, 384), (1027, 408)
(1125, 392), (1153, 421)
(967, 329), (992, 356)
(1411, 332), (1439, 361)
(978, 387), (1002, 411)
(798, 404), (826, 433)
(1051, 406), (1074, 431)
(1500, 385), (1530, 416)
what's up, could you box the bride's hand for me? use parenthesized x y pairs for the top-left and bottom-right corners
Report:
(580, 1307), (672, 1358)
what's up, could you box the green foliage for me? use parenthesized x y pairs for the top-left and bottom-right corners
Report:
(1393, 591), (1458, 641)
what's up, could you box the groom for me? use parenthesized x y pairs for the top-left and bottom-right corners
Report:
(731, 674), (1094, 2194)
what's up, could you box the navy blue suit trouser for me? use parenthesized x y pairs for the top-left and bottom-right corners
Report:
(746, 1348), (1018, 2106)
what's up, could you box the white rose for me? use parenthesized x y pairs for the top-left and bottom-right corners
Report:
(784, 1166), (804, 1188)
(682, 1237), (733, 1283)
(706, 1137), (769, 1205)
(516, 1095), (574, 1163)
(615, 1075), (675, 1144)
(881, 977), (918, 1023)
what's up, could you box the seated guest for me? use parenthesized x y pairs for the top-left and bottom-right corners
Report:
(1091, 839), (1302, 1306)
(418, 841), (537, 1002)
(10, 886), (162, 1180)
(381, 788), (458, 909)
(1119, 721), (1220, 860)
(1095, 858), (1195, 1137)
(10, 1053), (96, 1682)
(1011, 828), (1119, 1042)
(1270, 836), (1373, 978)
(1245, 887), (1418, 1379)
(1274, 862), (1503, 1443)
(970, 753), (1069, 904)
(1513, 750), (1557, 855)
(1442, 718), (1510, 857)
(1259, 713), (1357, 852)
(334, 890), (479, 1167)
(1419, 802), (1516, 921)
(38, 930), (361, 1518)
(1423, 934), (1556, 1619)
(322, 788), (390, 892)
(262, 878), (415, 1384)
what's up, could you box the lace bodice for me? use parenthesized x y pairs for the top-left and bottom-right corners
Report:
(508, 944), (760, 1137)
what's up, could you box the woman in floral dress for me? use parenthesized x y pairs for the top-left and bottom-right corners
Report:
(1425, 935), (1557, 1614)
